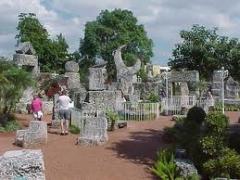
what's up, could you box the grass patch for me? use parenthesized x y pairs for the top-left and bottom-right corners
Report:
(69, 125), (80, 134)
(0, 120), (21, 132)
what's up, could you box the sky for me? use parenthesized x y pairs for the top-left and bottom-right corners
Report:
(0, 0), (240, 65)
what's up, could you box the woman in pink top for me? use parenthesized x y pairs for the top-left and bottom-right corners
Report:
(31, 94), (43, 120)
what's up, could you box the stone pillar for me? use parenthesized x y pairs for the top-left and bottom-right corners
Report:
(64, 61), (81, 89)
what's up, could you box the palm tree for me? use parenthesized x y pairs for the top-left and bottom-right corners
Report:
(0, 61), (34, 118)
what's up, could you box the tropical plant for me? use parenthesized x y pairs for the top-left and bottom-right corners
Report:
(152, 149), (179, 180)
(0, 61), (34, 123)
(106, 110), (119, 131)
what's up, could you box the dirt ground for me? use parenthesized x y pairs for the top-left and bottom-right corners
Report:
(0, 112), (239, 180)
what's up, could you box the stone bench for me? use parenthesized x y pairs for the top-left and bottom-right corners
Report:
(15, 121), (47, 148)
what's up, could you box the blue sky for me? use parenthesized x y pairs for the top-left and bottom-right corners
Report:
(0, 0), (240, 65)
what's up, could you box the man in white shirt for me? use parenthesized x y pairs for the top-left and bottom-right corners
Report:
(57, 90), (71, 135)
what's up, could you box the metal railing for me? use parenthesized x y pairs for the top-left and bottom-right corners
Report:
(121, 102), (160, 121)
(160, 96), (196, 115)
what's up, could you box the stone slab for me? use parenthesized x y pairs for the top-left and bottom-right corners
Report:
(64, 72), (81, 89)
(77, 116), (108, 146)
(0, 149), (45, 180)
(89, 67), (107, 90)
(168, 71), (199, 82)
(13, 54), (38, 67)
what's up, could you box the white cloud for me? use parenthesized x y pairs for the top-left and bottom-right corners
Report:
(1, 0), (240, 64)
(213, 14), (236, 30)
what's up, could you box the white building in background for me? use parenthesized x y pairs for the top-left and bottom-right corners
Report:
(145, 64), (170, 77)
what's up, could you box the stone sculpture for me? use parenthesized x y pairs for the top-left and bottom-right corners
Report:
(15, 42), (36, 55)
(113, 45), (141, 96)
(64, 60), (81, 89)
(13, 41), (39, 76)
(13, 42), (39, 113)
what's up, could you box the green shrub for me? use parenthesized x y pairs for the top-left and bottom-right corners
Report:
(203, 148), (240, 178)
(199, 113), (232, 176)
(164, 115), (203, 162)
(151, 149), (179, 180)
(163, 108), (207, 169)
(0, 126), (5, 132)
(106, 110), (118, 131)
(200, 113), (229, 158)
(69, 125), (80, 134)
(163, 110), (240, 179)
(0, 120), (20, 132)
(4, 120), (20, 132)
(147, 92), (159, 103)
(200, 113), (229, 157)
(152, 150), (200, 180)
(186, 106), (206, 124)
(200, 135), (225, 157)
(214, 103), (240, 112)
(175, 173), (200, 180)
(205, 113), (229, 135)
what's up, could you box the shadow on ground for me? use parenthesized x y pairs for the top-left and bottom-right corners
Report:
(108, 128), (169, 166)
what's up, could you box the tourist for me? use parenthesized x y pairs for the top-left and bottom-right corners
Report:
(57, 90), (72, 135)
(31, 94), (43, 121)
(207, 90), (215, 111)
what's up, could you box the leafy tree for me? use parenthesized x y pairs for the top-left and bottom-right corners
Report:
(80, 9), (153, 80)
(43, 33), (69, 73)
(168, 25), (240, 81)
(16, 13), (48, 49)
(16, 13), (69, 73)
